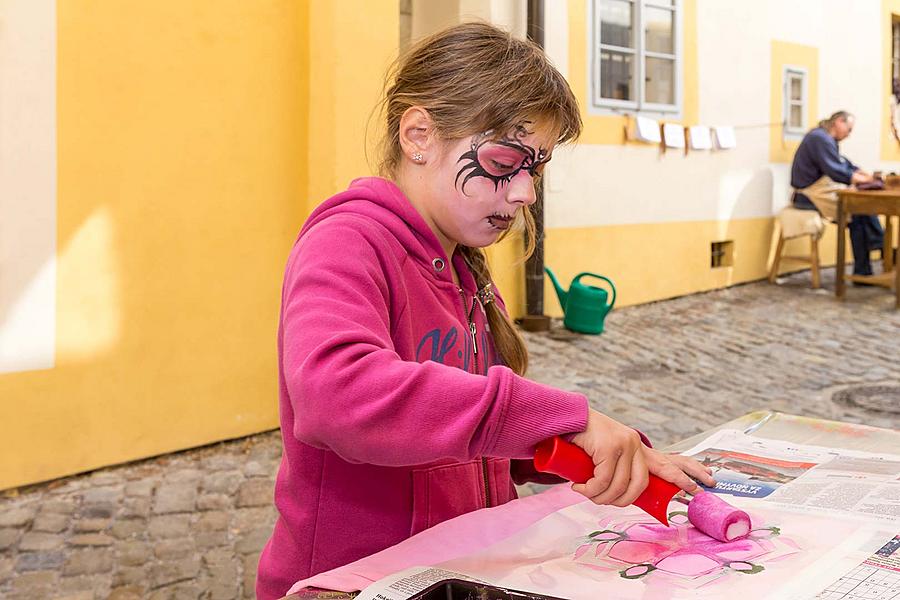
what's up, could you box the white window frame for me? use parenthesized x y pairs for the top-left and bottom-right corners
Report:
(892, 20), (900, 82)
(783, 66), (807, 139)
(590, 0), (683, 116)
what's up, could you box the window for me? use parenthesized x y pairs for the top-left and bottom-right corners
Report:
(890, 18), (900, 143)
(592, 0), (681, 114)
(892, 19), (900, 84)
(783, 67), (807, 137)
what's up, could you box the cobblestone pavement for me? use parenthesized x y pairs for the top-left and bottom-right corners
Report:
(527, 267), (900, 446)
(1, 268), (898, 599)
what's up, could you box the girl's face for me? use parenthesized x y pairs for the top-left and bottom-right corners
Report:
(421, 121), (557, 256)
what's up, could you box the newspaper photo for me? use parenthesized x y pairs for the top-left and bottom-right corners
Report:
(679, 429), (900, 521)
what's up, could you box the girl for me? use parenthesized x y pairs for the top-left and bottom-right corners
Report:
(257, 22), (714, 599)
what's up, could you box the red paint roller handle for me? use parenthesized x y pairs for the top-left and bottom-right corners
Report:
(533, 436), (680, 526)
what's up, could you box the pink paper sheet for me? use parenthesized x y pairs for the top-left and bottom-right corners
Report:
(287, 485), (584, 595)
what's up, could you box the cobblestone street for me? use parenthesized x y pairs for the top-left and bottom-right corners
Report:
(1, 268), (898, 599)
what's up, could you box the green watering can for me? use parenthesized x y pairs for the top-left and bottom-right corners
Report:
(545, 267), (616, 334)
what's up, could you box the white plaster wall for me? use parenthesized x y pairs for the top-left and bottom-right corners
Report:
(0, 0), (57, 373)
(412, 0), (526, 41)
(544, 143), (778, 226)
(411, 0), (461, 42)
(817, 0), (884, 169)
(544, 0), (569, 77)
(543, 0), (897, 228)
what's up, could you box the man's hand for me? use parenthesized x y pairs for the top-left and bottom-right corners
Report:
(852, 170), (875, 185)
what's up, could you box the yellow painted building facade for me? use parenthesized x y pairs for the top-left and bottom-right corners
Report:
(0, 1), (397, 490)
(0, 0), (896, 489)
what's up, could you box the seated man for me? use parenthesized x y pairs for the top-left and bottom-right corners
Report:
(791, 110), (884, 277)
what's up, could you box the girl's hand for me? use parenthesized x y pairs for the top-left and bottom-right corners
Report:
(569, 410), (648, 507)
(642, 447), (716, 494)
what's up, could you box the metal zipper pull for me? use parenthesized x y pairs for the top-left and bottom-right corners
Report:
(470, 322), (477, 356)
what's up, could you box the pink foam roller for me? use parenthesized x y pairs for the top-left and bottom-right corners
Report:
(687, 491), (751, 542)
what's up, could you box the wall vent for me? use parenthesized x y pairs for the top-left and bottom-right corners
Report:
(711, 241), (734, 268)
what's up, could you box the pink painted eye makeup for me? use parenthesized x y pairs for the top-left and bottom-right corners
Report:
(477, 145), (529, 177)
(455, 123), (551, 193)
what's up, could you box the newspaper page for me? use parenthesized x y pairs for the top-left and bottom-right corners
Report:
(352, 431), (900, 600)
(815, 533), (900, 599)
(679, 429), (900, 522)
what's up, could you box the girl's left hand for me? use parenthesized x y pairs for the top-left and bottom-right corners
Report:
(642, 446), (715, 495)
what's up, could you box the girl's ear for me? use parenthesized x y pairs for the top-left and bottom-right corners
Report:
(399, 107), (435, 164)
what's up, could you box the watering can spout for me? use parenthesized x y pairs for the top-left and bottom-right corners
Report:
(544, 267), (568, 308)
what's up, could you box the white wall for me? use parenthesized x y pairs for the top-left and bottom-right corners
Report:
(542, 0), (898, 229)
(412, 0), (527, 43)
(0, 0), (57, 373)
(545, 143), (777, 227)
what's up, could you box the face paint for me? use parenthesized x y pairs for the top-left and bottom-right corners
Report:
(409, 120), (556, 259)
(455, 123), (551, 194)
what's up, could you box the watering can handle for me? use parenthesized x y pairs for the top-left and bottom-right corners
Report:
(572, 273), (616, 309)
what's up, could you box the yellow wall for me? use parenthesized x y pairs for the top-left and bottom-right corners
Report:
(307, 2), (399, 212)
(770, 40), (819, 163)
(486, 234), (527, 318)
(541, 217), (844, 312)
(0, 1), (398, 490)
(883, 0), (900, 161)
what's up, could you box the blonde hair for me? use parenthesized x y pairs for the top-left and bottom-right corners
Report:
(377, 22), (582, 376)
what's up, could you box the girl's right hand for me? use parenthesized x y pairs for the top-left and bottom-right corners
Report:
(568, 410), (648, 507)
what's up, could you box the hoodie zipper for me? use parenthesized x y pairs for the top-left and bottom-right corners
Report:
(460, 288), (490, 508)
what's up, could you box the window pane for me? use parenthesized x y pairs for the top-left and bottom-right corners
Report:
(894, 21), (900, 57)
(789, 76), (802, 102)
(789, 105), (803, 129)
(646, 0), (674, 6)
(599, 0), (634, 48)
(645, 56), (674, 104)
(600, 50), (634, 100)
(644, 7), (674, 54)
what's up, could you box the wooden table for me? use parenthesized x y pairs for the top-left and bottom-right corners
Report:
(835, 188), (899, 308)
(281, 411), (900, 599)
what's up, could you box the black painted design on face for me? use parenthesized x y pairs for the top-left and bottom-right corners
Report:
(454, 124), (551, 194)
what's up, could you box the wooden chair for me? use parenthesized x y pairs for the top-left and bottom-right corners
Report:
(768, 206), (825, 288)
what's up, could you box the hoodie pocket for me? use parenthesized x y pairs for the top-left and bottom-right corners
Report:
(409, 460), (484, 536)
(409, 458), (516, 536)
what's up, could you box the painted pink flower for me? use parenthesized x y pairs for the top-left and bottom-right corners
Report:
(608, 540), (669, 565)
(575, 510), (786, 581)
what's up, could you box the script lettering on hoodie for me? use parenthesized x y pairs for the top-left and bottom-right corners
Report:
(415, 327), (498, 375)
(416, 327), (458, 365)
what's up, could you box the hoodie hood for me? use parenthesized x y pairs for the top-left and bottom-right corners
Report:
(299, 177), (476, 291)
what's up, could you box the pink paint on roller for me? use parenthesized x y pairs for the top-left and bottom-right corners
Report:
(686, 491), (751, 542)
(533, 436), (753, 541)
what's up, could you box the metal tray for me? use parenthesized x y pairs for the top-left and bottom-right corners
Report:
(408, 579), (566, 600)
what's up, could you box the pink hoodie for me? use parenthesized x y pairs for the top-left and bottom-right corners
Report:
(256, 178), (589, 599)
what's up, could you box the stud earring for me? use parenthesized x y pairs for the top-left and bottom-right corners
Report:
(412, 152), (423, 162)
